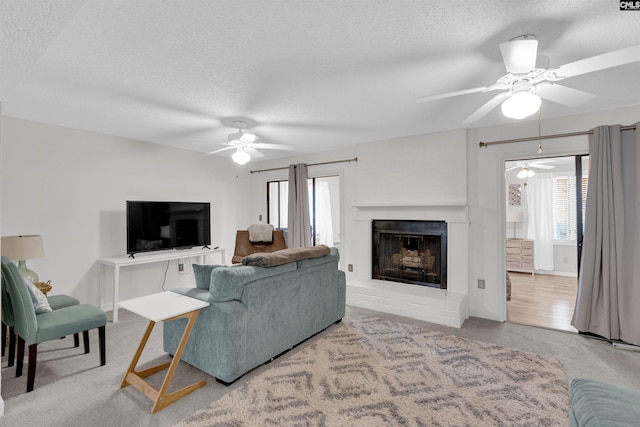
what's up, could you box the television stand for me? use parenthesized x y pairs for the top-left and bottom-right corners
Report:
(98, 247), (225, 322)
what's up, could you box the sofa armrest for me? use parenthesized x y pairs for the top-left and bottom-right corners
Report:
(569, 378), (640, 426)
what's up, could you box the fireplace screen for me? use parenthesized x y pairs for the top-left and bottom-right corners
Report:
(372, 220), (447, 289)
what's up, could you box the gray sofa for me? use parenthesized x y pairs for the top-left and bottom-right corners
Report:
(163, 246), (346, 384)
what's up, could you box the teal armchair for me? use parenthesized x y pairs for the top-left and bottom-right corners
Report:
(1, 256), (107, 392)
(2, 273), (80, 367)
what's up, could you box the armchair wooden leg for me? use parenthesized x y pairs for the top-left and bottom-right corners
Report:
(16, 336), (25, 377)
(99, 326), (106, 366)
(83, 330), (90, 354)
(27, 343), (37, 392)
(74, 333), (79, 348)
(8, 326), (16, 368)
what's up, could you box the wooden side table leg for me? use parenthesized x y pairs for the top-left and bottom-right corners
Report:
(151, 310), (205, 413)
(121, 320), (156, 388)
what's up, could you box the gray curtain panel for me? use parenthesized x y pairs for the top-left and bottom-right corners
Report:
(572, 123), (640, 345)
(287, 163), (311, 248)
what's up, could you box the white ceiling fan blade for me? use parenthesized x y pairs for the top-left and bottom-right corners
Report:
(239, 132), (259, 144)
(551, 43), (640, 79)
(245, 147), (264, 159)
(536, 83), (594, 106)
(417, 86), (493, 103)
(529, 163), (555, 170)
(500, 38), (538, 74)
(505, 165), (521, 172)
(254, 142), (294, 151)
(463, 91), (511, 123)
(205, 146), (235, 155)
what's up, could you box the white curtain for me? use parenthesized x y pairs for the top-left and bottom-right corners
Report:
(572, 123), (640, 345)
(314, 181), (334, 246)
(287, 163), (311, 248)
(525, 172), (554, 271)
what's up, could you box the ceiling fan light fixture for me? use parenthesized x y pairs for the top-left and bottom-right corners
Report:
(232, 148), (251, 165)
(517, 167), (535, 179)
(501, 90), (541, 119)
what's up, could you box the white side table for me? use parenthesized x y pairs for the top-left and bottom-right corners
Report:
(118, 292), (209, 413)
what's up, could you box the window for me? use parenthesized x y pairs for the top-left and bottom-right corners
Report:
(267, 175), (341, 247)
(553, 175), (588, 241)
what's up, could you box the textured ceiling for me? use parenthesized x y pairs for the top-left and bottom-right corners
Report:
(2, 1), (640, 161)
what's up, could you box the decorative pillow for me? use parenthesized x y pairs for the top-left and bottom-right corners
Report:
(248, 224), (274, 243)
(23, 278), (52, 313)
(192, 264), (223, 290)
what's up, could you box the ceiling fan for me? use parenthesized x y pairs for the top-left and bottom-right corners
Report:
(206, 121), (294, 164)
(417, 35), (640, 123)
(506, 161), (555, 179)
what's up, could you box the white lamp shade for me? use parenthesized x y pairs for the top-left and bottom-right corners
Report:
(232, 148), (251, 165)
(501, 91), (541, 119)
(1, 235), (46, 261)
(506, 211), (524, 223)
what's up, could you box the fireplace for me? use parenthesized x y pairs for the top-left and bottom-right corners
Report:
(372, 220), (447, 289)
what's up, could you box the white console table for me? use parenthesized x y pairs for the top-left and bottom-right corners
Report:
(98, 247), (225, 322)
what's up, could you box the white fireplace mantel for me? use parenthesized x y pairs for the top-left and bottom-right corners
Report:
(347, 203), (470, 328)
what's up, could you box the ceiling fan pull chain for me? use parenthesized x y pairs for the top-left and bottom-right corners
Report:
(537, 107), (543, 154)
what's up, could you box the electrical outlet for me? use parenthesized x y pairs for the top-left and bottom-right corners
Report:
(478, 279), (485, 289)
(348, 264), (353, 272)
(178, 262), (184, 272)
(259, 214), (263, 221)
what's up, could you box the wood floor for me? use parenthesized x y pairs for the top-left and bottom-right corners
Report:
(507, 272), (578, 333)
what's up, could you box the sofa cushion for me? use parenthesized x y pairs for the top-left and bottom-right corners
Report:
(209, 262), (297, 302)
(193, 264), (224, 289)
(171, 287), (211, 302)
(569, 378), (640, 426)
(242, 245), (330, 267)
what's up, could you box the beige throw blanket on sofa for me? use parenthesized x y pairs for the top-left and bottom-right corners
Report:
(242, 245), (330, 267)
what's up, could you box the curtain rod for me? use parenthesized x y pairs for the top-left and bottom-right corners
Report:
(249, 157), (358, 174)
(479, 125), (637, 148)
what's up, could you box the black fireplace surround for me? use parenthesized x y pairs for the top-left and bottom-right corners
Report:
(372, 220), (447, 289)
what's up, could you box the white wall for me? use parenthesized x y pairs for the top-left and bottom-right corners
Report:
(1, 117), (248, 307)
(355, 130), (467, 205)
(0, 101), (4, 416)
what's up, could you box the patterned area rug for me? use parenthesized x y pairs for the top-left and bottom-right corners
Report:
(176, 316), (569, 426)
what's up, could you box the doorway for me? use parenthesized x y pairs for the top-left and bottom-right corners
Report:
(505, 155), (588, 332)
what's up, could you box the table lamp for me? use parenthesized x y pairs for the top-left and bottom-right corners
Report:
(506, 211), (524, 239)
(1, 234), (46, 284)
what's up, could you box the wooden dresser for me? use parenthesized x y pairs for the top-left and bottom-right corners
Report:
(506, 239), (534, 276)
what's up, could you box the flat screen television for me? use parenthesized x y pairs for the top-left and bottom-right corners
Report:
(126, 201), (211, 254)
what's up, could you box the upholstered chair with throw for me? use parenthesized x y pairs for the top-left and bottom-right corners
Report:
(1, 256), (107, 392)
(2, 268), (80, 368)
(231, 224), (287, 264)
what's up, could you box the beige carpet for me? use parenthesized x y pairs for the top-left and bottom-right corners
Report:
(175, 315), (569, 426)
